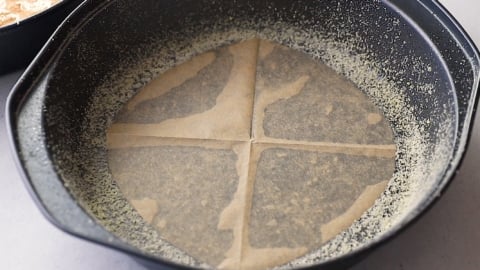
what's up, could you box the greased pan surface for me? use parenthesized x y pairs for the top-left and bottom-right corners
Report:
(6, 0), (480, 269)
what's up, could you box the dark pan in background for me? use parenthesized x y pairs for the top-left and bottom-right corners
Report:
(5, 0), (480, 269)
(0, 0), (84, 75)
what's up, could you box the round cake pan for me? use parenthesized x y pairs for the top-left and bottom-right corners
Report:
(6, 0), (480, 269)
(0, 0), (84, 75)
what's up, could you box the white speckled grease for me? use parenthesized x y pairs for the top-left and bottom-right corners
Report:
(68, 11), (455, 270)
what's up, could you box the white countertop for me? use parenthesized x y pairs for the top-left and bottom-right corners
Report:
(1, 1), (478, 269)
